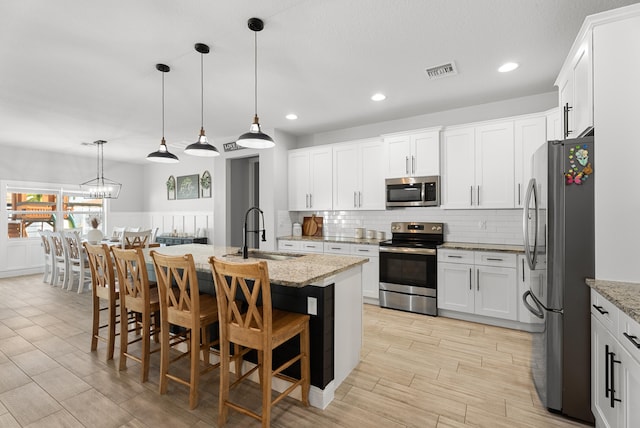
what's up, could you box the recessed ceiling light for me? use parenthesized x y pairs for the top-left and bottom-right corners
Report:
(498, 62), (519, 73)
(285, 113), (298, 120)
(371, 93), (386, 101)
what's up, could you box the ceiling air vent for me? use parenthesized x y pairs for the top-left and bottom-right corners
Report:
(425, 61), (458, 80)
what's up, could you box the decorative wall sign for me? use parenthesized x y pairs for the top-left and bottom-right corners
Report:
(223, 141), (246, 152)
(200, 170), (211, 198)
(166, 175), (176, 200)
(177, 174), (200, 199)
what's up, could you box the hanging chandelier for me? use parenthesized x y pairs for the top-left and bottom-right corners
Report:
(236, 17), (275, 149)
(147, 63), (179, 163)
(80, 140), (122, 199)
(184, 43), (220, 157)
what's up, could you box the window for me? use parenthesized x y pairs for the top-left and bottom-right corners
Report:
(5, 184), (104, 239)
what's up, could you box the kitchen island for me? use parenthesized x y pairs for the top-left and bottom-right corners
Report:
(143, 244), (368, 409)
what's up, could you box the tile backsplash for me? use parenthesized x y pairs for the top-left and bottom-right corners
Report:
(286, 209), (524, 245)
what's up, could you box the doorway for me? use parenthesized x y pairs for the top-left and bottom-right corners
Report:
(228, 156), (260, 249)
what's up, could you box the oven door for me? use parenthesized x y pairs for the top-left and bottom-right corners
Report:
(379, 246), (437, 315)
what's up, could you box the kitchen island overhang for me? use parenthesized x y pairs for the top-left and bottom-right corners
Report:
(143, 244), (367, 409)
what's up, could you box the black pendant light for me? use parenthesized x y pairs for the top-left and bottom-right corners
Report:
(147, 63), (179, 163)
(236, 17), (275, 149)
(80, 140), (122, 199)
(184, 43), (220, 157)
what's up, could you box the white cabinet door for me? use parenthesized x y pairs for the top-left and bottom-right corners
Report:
(333, 139), (385, 210)
(333, 143), (359, 210)
(546, 108), (562, 141)
(514, 116), (546, 208)
(288, 150), (311, 211)
(592, 314), (621, 428)
(437, 262), (474, 314)
(475, 121), (515, 209)
(475, 265), (517, 320)
(411, 130), (440, 176)
(359, 140), (385, 210)
(308, 147), (333, 210)
(621, 346), (640, 428)
(441, 127), (475, 208)
(384, 135), (412, 178)
(352, 245), (379, 301)
(572, 37), (593, 137)
(558, 75), (574, 139)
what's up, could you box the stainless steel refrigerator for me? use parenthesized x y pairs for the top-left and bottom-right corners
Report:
(522, 135), (595, 423)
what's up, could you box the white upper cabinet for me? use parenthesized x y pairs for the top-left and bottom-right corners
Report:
(556, 30), (593, 138)
(288, 146), (332, 211)
(514, 115), (547, 208)
(545, 108), (562, 141)
(382, 128), (441, 178)
(442, 121), (515, 209)
(333, 138), (385, 210)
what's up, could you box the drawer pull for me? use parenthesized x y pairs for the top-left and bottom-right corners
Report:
(331, 247), (341, 250)
(592, 304), (609, 315)
(448, 255), (463, 258)
(623, 332), (640, 349)
(486, 258), (503, 261)
(357, 249), (369, 252)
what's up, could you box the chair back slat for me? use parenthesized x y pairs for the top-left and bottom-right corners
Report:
(84, 243), (117, 299)
(40, 231), (51, 254)
(63, 230), (82, 261)
(112, 247), (151, 310)
(150, 251), (201, 326)
(209, 257), (272, 350)
(51, 232), (65, 258)
(122, 229), (152, 249)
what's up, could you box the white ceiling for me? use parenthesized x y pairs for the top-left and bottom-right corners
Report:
(0, 0), (637, 163)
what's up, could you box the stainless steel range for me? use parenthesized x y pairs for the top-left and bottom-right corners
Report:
(379, 221), (444, 316)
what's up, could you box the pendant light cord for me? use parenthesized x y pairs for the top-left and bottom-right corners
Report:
(254, 30), (258, 117)
(100, 141), (104, 183)
(201, 51), (204, 128)
(161, 71), (165, 139)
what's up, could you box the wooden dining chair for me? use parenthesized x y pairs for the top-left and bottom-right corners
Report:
(84, 242), (119, 360)
(121, 229), (153, 249)
(39, 230), (54, 284)
(149, 251), (223, 409)
(50, 232), (68, 287)
(63, 230), (91, 293)
(209, 257), (310, 428)
(111, 247), (161, 382)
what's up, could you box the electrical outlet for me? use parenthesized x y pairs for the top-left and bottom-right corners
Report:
(307, 297), (317, 316)
(478, 220), (487, 230)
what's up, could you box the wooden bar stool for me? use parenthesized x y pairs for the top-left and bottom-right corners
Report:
(111, 247), (160, 382)
(84, 242), (119, 361)
(149, 251), (223, 409)
(209, 257), (310, 428)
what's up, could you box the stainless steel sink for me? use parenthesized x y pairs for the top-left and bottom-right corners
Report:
(223, 251), (303, 261)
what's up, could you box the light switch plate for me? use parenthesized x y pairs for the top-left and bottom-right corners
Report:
(307, 296), (317, 316)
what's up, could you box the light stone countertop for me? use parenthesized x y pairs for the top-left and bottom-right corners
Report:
(144, 244), (368, 288)
(439, 242), (525, 254)
(586, 278), (640, 324)
(278, 235), (384, 245)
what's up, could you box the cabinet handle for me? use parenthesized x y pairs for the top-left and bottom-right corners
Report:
(487, 258), (503, 262)
(477, 185), (480, 206)
(469, 268), (472, 290)
(470, 186), (473, 205)
(592, 304), (609, 315)
(609, 348), (622, 408)
(563, 103), (573, 138)
(309, 193), (313, 208)
(521, 258), (525, 282)
(354, 191), (357, 208)
(518, 183), (521, 206)
(476, 269), (480, 291)
(412, 156), (416, 175)
(605, 344), (611, 399)
(358, 191), (362, 207)
(405, 156), (409, 175)
(357, 249), (369, 253)
(623, 332), (640, 349)
(448, 255), (463, 258)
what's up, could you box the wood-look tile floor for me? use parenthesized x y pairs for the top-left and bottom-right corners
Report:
(0, 275), (592, 427)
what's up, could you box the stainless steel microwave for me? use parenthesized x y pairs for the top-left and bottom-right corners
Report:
(385, 176), (440, 208)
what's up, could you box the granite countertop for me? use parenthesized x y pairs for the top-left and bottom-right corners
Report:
(439, 242), (525, 253)
(586, 278), (640, 324)
(143, 244), (368, 288)
(278, 235), (384, 246)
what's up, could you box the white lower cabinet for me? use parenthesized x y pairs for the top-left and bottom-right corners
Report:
(278, 239), (323, 253)
(437, 249), (517, 321)
(591, 289), (640, 428)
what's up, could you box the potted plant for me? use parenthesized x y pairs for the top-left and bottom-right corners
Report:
(87, 216), (103, 244)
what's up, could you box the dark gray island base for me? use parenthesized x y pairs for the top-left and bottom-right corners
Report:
(144, 244), (367, 409)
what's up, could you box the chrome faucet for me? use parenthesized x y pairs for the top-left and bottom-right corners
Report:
(242, 206), (266, 259)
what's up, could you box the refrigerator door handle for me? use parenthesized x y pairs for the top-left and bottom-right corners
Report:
(522, 178), (539, 270)
(522, 290), (544, 319)
(527, 287), (563, 315)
